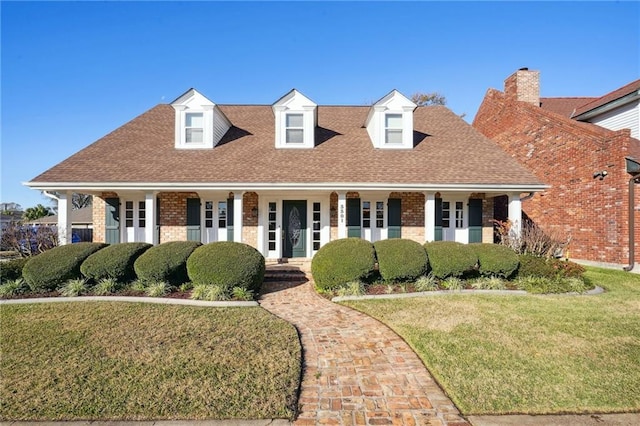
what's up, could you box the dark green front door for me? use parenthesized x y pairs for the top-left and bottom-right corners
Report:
(283, 200), (307, 258)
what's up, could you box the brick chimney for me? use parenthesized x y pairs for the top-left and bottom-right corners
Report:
(504, 68), (540, 106)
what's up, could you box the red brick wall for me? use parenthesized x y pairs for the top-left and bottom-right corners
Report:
(92, 192), (118, 243)
(474, 88), (639, 264)
(242, 192), (258, 247)
(158, 192), (199, 242)
(389, 192), (424, 242)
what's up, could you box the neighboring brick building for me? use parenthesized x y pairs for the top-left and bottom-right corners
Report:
(474, 69), (640, 269)
(27, 88), (545, 260)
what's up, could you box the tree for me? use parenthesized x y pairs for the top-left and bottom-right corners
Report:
(23, 204), (53, 221)
(41, 192), (93, 210)
(411, 92), (447, 106)
(72, 193), (92, 210)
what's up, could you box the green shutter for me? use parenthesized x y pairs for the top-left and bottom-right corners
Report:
(388, 198), (402, 238)
(434, 198), (443, 241)
(468, 198), (483, 243)
(347, 198), (361, 238)
(105, 197), (120, 244)
(186, 198), (201, 242)
(156, 197), (161, 244)
(227, 197), (234, 241)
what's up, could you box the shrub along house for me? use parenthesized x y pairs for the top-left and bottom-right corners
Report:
(26, 88), (545, 260)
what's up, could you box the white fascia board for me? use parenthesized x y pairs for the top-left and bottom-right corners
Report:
(24, 181), (549, 193)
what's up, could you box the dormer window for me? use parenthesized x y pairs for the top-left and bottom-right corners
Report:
(273, 89), (317, 149)
(285, 114), (304, 143)
(185, 112), (204, 143)
(385, 114), (403, 144)
(365, 90), (417, 149)
(171, 89), (231, 149)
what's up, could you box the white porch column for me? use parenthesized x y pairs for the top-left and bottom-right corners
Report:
(337, 192), (347, 238)
(144, 192), (157, 245)
(57, 191), (72, 245)
(508, 193), (522, 238)
(233, 192), (244, 242)
(424, 192), (435, 242)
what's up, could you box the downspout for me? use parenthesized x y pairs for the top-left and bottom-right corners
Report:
(623, 175), (639, 272)
(42, 190), (60, 202)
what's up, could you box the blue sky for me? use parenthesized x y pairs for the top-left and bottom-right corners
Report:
(1, 1), (638, 209)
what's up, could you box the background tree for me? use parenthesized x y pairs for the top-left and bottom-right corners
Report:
(40, 192), (93, 211)
(411, 92), (447, 106)
(72, 193), (92, 210)
(23, 204), (53, 221)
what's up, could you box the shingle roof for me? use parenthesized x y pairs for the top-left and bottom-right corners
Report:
(26, 207), (93, 225)
(29, 104), (544, 187)
(540, 97), (597, 117)
(572, 79), (640, 118)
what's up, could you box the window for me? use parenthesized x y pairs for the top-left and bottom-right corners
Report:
(138, 201), (146, 228)
(125, 201), (134, 228)
(185, 112), (204, 143)
(312, 202), (321, 251)
(362, 201), (371, 228)
(218, 201), (227, 229)
(455, 201), (464, 228)
(442, 201), (450, 228)
(385, 114), (403, 144)
(205, 201), (214, 228)
(268, 202), (277, 251)
(376, 201), (384, 228)
(285, 114), (304, 143)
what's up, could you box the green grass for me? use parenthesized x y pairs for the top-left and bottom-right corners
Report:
(341, 267), (640, 415)
(0, 302), (301, 420)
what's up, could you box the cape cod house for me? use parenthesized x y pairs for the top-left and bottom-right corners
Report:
(26, 88), (545, 260)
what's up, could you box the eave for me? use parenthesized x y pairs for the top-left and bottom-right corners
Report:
(24, 181), (549, 194)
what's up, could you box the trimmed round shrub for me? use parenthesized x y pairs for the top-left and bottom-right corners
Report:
(187, 242), (265, 292)
(424, 241), (477, 279)
(374, 239), (428, 282)
(470, 243), (519, 278)
(22, 243), (107, 292)
(311, 238), (376, 292)
(81, 242), (152, 282)
(133, 241), (201, 285)
(1, 257), (29, 282)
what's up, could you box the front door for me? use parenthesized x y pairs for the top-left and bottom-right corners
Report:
(283, 200), (307, 258)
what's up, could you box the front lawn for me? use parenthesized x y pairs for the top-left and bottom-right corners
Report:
(341, 267), (640, 415)
(0, 302), (301, 420)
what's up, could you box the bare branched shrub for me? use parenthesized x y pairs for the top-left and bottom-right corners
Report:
(493, 219), (569, 258)
(0, 222), (58, 257)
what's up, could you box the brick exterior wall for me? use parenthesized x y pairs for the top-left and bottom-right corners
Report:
(389, 192), (424, 243)
(470, 193), (495, 244)
(242, 192), (258, 247)
(330, 192), (338, 241)
(158, 192), (198, 242)
(474, 87), (639, 264)
(92, 192), (118, 243)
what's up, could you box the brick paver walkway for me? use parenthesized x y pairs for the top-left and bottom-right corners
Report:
(259, 277), (469, 426)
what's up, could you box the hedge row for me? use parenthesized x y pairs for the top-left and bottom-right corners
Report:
(312, 238), (578, 291)
(17, 241), (265, 293)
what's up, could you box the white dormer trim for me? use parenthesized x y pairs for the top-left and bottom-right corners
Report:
(171, 88), (231, 149)
(366, 90), (417, 149)
(272, 89), (317, 149)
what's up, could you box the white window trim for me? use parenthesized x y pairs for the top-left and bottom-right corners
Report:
(174, 105), (214, 149)
(384, 113), (404, 145)
(285, 113), (305, 144)
(184, 112), (204, 144)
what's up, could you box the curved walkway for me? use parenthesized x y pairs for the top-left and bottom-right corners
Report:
(259, 279), (469, 426)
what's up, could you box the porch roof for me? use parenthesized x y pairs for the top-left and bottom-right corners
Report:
(27, 103), (546, 191)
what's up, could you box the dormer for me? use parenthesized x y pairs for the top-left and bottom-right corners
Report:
(365, 90), (417, 149)
(272, 89), (317, 149)
(171, 88), (231, 149)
